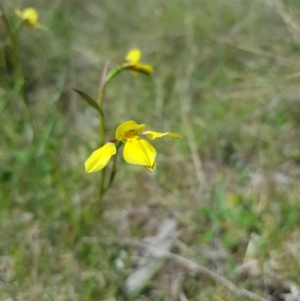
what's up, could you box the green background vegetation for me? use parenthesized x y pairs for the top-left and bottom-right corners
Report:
(1, 0), (300, 300)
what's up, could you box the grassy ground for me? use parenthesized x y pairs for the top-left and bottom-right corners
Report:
(1, 0), (300, 300)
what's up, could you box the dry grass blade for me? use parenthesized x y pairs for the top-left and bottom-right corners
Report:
(272, 0), (300, 44)
(178, 82), (206, 187)
(175, 15), (206, 190)
(167, 272), (185, 301)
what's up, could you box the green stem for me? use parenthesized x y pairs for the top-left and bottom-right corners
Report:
(99, 166), (107, 199)
(98, 70), (107, 205)
(0, 5), (36, 133)
(98, 81), (105, 112)
(0, 5), (19, 79)
(97, 66), (107, 145)
(102, 141), (122, 195)
(97, 65), (124, 208)
(106, 66), (123, 84)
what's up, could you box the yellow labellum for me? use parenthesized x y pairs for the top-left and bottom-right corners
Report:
(123, 138), (156, 169)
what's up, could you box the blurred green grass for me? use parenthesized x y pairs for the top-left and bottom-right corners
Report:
(1, 0), (300, 300)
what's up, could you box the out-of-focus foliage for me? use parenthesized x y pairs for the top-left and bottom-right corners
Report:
(1, 0), (300, 300)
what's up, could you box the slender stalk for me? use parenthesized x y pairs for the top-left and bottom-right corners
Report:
(98, 61), (109, 110)
(97, 63), (108, 204)
(0, 5), (37, 132)
(96, 63), (124, 207)
(106, 153), (118, 191)
(0, 5), (19, 79)
(102, 141), (122, 195)
(106, 66), (123, 84)
(98, 88), (106, 132)
(99, 166), (107, 200)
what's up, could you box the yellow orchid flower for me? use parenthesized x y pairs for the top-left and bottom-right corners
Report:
(15, 7), (46, 30)
(122, 49), (153, 76)
(85, 120), (182, 173)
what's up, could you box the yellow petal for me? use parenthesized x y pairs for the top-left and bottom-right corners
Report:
(130, 63), (153, 75)
(123, 49), (141, 67)
(143, 131), (182, 140)
(123, 138), (156, 168)
(85, 142), (116, 173)
(116, 120), (146, 140)
(166, 133), (183, 139)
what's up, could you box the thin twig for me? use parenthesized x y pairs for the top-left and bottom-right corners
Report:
(119, 238), (269, 301)
(121, 219), (177, 296)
